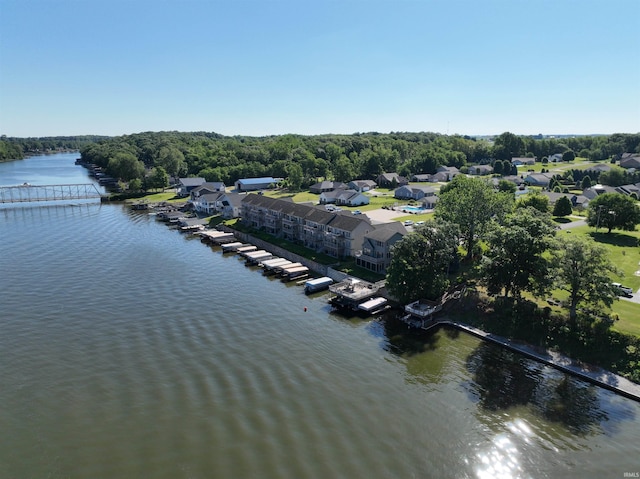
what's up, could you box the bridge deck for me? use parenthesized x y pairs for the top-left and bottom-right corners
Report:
(0, 184), (105, 204)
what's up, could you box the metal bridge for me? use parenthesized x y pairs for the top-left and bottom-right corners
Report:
(0, 183), (105, 204)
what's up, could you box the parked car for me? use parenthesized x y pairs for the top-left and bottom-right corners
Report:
(415, 221), (425, 226)
(352, 209), (362, 215)
(403, 220), (414, 226)
(612, 282), (634, 297)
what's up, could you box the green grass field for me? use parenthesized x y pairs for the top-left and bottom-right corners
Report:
(127, 191), (184, 203)
(558, 224), (640, 335)
(612, 300), (640, 336)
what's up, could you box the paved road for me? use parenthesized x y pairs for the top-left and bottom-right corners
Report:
(558, 218), (587, 229)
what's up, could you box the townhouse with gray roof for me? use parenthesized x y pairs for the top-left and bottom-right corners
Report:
(241, 194), (374, 259)
(356, 223), (407, 274)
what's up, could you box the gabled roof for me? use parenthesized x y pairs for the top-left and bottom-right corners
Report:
(220, 192), (243, 207)
(620, 156), (640, 168)
(377, 173), (405, 183)
(310, 180), (347, 191)
(327, 213), (371, 232)
(236, 177), (279, 185)
(365, 223), (407, 242)
(199, 192), (225, 202)
(412, 174), (432, 181)
(349, 179), (377, 187)
(585, 163), (612, 172)
(179, 177), (205, 187)
(525, 173), (553, 184)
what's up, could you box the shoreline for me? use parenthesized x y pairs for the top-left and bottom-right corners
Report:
(150, 201), (640, 401)
(406, 318), (640, 403)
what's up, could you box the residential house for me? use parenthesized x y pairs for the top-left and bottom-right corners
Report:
(192, 192), (225, 215)
(394, 185), (436, 201)
(189, 182), (226, 202)
(435, 166), (460, 181)
(620, 155), (640, 169)
(218, 192), (243, 218)
(347, 179), (377, 192)
(411, 174), (432, 182)
(376, 173), (408, 188)
(429, 171), (450, 182)
(549, 153), (563, 163)
(584, 163), (612, 174)
(468, 165), (493, 176)
(234, 177), (281, 192)
(542, 192), (589, 209)
(177, 177), (206, 197)
(356, 222), (407, 274)
(494, 175), (524, 187)
(420, 195), (439, 209)
(582, 185), (618, 200)
(523, 173), (553, 187)
(309, 180), (347, 194)
(616, 183), (640, 197)
(319, 189), (370, 206)
(511, 157), (536, 166)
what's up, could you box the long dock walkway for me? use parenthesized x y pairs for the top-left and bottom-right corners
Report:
(409, 318), (640, 403)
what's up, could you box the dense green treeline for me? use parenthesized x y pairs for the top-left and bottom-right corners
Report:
(0, 135), (108, 162)
(79, 131), (640, 186)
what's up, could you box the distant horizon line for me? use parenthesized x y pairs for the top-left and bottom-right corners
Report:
(3, 130), (638, 140)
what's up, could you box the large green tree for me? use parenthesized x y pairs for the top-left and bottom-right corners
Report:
(107, 151), (145, 181)
(553, 235), (620, 325)
(586, 193), (640, 233)
(157, 146), (186, 178)
(436, 175), (513, 260)
(286, 162), (304, 191)
(148, 166), (169, 191)
(516, 191), (550, 213)
(481, 208), (556, 300)
(386, 220), (460, 304)
(492, 132), (525, 161)
(552, 196), (573, 217)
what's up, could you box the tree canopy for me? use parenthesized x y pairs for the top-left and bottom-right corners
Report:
(552, 196), (573, 217)
(586, 193), (640, 233)
(553, 235), (620, 324)
(481, 208), (557, 300)
(385, 219), (460, 304)
(435, 175), (513, 260)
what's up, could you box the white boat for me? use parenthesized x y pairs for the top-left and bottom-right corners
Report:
(357, 297), (388, 315)
(304, 277), (333, 294)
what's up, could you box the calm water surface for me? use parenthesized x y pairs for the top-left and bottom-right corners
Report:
(1, 153), (639, 478)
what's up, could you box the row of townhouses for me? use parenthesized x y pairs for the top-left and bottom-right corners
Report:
(240, 194), (406, 273)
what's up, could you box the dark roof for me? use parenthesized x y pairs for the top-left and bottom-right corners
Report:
(179, 177), (206, 187)
(327, 213), (371, 231)
(310, 180), (347, 190)
(365, 223), (407, 242)
(199, 192), (225, 202)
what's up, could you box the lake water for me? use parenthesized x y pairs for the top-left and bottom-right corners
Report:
(1, 153), (639, 478)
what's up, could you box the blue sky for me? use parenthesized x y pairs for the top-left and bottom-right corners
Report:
(1, 0), (639, 137)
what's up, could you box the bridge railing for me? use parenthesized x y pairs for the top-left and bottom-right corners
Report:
(0, 184), (104, 203)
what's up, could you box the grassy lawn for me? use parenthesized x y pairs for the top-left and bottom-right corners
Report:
(559, 225), (640, 289)
(551, 224), (640, 336)
(612, 300), (640, 337)
(126, 191), (184, 203)
(395, 212), (436, 223)
(262, 189), (319, 203)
